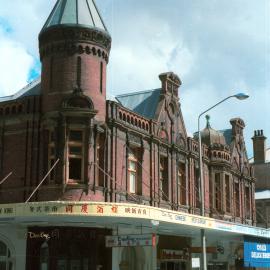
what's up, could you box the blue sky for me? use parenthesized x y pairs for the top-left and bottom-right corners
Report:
(0, 0), (269, 157)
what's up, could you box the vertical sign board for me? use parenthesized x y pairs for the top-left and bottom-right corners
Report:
(244, 236), (270, 268)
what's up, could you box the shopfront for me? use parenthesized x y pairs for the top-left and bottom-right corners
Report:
(26, 227), (112, 270)
(157, 235), (190, 270)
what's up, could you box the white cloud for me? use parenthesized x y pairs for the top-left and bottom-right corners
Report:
(0, 0), (268, 157)
(0, 30), (34, 96)
(108, 15), (196, 94)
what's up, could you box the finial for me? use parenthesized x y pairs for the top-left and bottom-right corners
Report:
(206, 115), (211, 128)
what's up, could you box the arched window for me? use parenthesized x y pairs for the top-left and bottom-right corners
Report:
(0, 239), (13, 270)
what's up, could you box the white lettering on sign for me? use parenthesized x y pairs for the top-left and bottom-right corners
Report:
(257, 244), (267, 251)
(28, 232), (50, 240)
(251, 252), (270, 259)
(105, 234), (154, 247)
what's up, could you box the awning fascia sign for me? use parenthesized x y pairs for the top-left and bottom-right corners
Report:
(0, 201), (269, 239)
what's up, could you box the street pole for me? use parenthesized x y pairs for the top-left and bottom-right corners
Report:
(198, 115), (207, 270)
(197, 93), (249, 270)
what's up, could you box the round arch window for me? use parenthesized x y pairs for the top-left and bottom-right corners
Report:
(0, 240), (13, 270)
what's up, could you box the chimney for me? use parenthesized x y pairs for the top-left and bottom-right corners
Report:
(252, 130), (266, 163)
(159, 72), (182, 97)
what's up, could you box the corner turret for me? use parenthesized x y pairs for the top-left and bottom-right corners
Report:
(39, 0), (111, 122)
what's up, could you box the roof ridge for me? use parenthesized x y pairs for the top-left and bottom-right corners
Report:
(0, 77), (41, 102)
(116, 88), (161, 98)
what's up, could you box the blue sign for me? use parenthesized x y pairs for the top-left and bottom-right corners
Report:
(244, 236), (270, 268)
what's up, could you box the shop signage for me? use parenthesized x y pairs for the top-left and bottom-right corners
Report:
(27, 229), (60, 240)
(244, 236), (270, 268)
(160, 249), (189, 260)
(105, 234), (155, 247)
(0, 201), (269, 239)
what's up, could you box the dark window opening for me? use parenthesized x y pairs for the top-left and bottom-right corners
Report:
(69, 130), (83, 141)
(69, 158), (82, 180)
(178, 163), (186, 205)
(235, 182), (240, 217)
(67, 129), (84, 183)
(97, 135), (105, 187)
(245, 186), (250, 219)
(225, 175), (230, 212)
(160, 156), (168, 201)
(215, 173), (222, 211)
(195, 167), (200, 208)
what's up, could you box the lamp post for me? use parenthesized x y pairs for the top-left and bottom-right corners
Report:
(198, 93), (249, 270)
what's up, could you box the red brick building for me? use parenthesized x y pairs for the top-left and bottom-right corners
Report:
(0, 0), (260, 269)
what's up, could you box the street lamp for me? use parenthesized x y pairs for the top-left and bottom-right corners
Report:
(198, 93), (249, 270)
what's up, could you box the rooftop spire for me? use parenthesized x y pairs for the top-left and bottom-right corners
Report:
(41, 0), (108, 33)
(205, 114), (211, 128)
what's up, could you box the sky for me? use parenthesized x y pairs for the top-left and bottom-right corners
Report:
(0, 0), (269, 157)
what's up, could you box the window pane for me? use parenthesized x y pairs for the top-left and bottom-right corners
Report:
(69, 158), (82, 180)
(69, 146), (82, 155)
(69, 130), (83, 141)
(129, 160), (136, 170)
(129, 172), (136, 193)
(49, 147), (55, 156)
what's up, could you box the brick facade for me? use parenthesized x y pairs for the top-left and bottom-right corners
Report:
(0, 4), (256, 226)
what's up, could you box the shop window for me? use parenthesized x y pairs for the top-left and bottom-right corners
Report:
(245, 186), (250, 219)
(177, 163), (186, 205)
(215, 173), (222, 211)
(48, 130), (56, 182)
(234, 181), (240, 217)
(160, 156), (168, 201)
(0, 240), (13, 270)
(225, 174), (230, 213)
(67, 130), (84, 183)
(127, 148), (142, 194)
(194, 167), (200, 208)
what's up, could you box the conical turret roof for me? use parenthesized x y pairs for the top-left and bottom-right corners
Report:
(41, 0), (108, 33)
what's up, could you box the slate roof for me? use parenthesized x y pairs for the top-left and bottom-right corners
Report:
(219, 129), (232, 145)
(0, 78), (41, 103)
(41, 0), (108, 33)
(116, 88), (161, 119)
